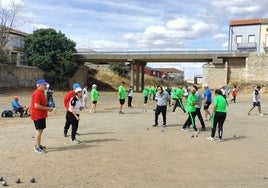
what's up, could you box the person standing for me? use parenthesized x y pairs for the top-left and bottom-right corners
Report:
(248, 86), (263, 116)
(143, 87), (149, 105)
(118, 81), (126, 114)
(82, 85), (89, 109)
(193, 85), (206, 131)
(181, 87), (199, 134)
(165, 85), (172, 106)
(30, 79), (53, 153)
(46, 85), (56, 109)
(203, 84), (212, 121)
(127, 85), (133, 108)
(90, 84), (99, 113)
(230, 85), (237, 103)
(152, 86), (170, 127)
(67, 87), (83, 144)
(63, 83), (80, 137)
(172, 86), (186, 113)
(207, 89), (227, 141)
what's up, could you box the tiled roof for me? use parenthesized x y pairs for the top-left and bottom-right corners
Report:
(230, 18), (268, 26)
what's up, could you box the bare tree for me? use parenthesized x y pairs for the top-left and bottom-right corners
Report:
(0, 0), (20, 62)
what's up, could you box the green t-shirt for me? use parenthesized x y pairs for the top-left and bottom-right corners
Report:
(118, 85), (126, 99)
(214, 95), (227, 112)
(143, 88), (149, 96)
(91, 88), (99, 101)
(171, 88), (177, 99)
(176, 88), (183, 99)
(186, 93), (197, 112)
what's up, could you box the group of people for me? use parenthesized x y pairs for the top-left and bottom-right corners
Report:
(152, 84), (228, 142)
(28, 78), (264, 154)
(31, 79), (100, 153)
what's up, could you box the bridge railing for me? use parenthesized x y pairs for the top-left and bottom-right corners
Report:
(76, 49), (240, 55)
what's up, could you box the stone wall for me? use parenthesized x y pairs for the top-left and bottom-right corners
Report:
(246, 54), (268, 82)
(203, 54), (268, 89)
(0, 64), (44, 88)
(203, 62), (227, 89)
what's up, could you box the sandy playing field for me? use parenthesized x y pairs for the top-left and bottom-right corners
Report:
(0, 88), (268, 188)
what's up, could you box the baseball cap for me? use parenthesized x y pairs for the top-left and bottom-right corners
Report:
(75, 87), (82, 93)
(72, 83), (80, 89)
(92, 84), (97, 88)
(36, 79), (48, 85)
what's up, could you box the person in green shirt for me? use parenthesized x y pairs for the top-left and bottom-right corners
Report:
(181, 87), (199, 134)
(118, 81), (126, 114)
(90, 84), (99, 113)
(143, 87), (149, 104)
(207, 89), (227, 141)
(172, 86), (186, 113)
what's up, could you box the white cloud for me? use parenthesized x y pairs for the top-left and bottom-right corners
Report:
(122, 17), (217, 48)
(213, 33), (227, 40)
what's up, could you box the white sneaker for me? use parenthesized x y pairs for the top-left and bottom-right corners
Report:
(181, 128), (187, 132)
(72, 139), (81, 144)
(194, 130), (200, 134)
(218, 139), (223, 142)
(259, 113), (264, 116)
(206, 137), (215, 141)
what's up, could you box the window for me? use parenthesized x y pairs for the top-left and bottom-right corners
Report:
(236, 35), (242, 43)
(248, 35), (255, 43)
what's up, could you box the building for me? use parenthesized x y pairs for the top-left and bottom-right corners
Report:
(228, 18), (268, 54)
(0, 27), (28, 65)
(134, 65), (184, 82)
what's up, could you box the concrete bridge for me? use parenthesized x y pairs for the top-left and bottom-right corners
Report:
(74, 50), (249, 91)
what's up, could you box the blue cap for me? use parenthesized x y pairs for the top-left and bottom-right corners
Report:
(72, 83), (80, 89)
(36, 79), (48, 85)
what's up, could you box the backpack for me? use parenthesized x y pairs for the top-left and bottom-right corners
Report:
(1, 110), (14, 118)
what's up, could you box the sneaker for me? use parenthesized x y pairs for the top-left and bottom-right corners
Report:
(162, 124), (166, 127)
(34, 146), (46, 153)
(201, 127), (206, 131)
(194, 130), (200, 134)
(259, 113), (264, 116)
(218, 139), (223, 142)
(39, 145), (46, 150)
(181, 128), (187, 132)
(119, 111), (125, 114)
(72, 139), (81, 144)
(152, 124), (158, 127)
(206, 137), (215, 141)
(64, 133), (68, 137)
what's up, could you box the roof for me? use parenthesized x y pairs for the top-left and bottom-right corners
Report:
(230, 18), (268, 26)
(0, 26), (28, 37)
(154, 68), (182, 73)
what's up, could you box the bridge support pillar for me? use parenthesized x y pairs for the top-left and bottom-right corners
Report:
(130, 60), (146, 92)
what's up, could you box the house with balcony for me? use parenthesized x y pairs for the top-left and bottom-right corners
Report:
(228, 18), (268, 54)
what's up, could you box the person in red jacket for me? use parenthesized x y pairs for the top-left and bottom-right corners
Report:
(63, 83), (80, 137)
(31, 79), (53, 153)
(230, 85), (237, 103)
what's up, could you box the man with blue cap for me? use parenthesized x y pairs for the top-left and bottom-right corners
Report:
(31, 79), (53, 153)
(63, 82), (81, 137)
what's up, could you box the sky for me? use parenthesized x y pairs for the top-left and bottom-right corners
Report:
(2, 0), (268, 78)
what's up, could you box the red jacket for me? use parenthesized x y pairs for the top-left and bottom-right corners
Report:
(63, 90), (75, 111)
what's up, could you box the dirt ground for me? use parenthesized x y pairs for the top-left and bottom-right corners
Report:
(0, 88), (268, 188)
